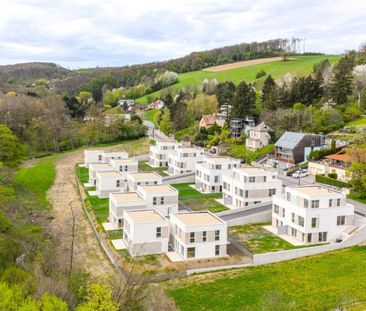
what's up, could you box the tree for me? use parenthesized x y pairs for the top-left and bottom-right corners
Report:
(353, 64), (366, 108)
(261, 75), (278, 110)
(347, 143), (366, 194)
(159, 108), (173, 135)
(0, 125), (24, 167)
(76, 283), (118, 311)
(232, 81), (256, 118)
(215, 81), (235, 106)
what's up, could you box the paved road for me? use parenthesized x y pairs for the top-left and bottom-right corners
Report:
(143, 120), (170, 142)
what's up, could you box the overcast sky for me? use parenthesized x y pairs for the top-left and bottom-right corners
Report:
(1, 0), (365, 68)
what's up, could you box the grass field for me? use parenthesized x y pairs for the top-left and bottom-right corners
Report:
(167, 246), (366, 311)
(137, 55), (340, 103)
(144, 109), (161, 127)
(85, 195), (109, 224)
(13, 156), (57, 210)
(77, 166), (89, 184)
(347, 116), (366, 128)
(138, 161), (168, 176)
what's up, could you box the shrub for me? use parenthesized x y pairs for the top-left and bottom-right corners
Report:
(315, 174), (350, 188)
(328, 173), (338, 179)
(255, 70), (266, 79)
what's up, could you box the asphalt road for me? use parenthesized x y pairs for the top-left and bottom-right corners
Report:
(143, 120), (170, 142)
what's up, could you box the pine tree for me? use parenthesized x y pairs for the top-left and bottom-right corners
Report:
(215, 81), (235, 106)
(261, 75), (278, 110)
(232, 81), (256, 118)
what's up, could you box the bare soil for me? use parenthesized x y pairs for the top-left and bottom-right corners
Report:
(202, 56), (296, 72)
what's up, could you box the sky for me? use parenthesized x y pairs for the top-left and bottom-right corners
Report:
(0, 0), (365, 68)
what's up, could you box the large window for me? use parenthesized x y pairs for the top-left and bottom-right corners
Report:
(245, 190), (248, 198)
(298, 216), (304, 227)
(187, 247), (195, 259)
(311, 218), (317, 228)
(160, 197), (165, 205)
(215, 245), (220, 256)
(291, 227), (297, 237)
(202, 231), (207, 242)
(215, 230), (220, 241)
(329, 199), (332, 207)
(282, 208), (286, 218)
(337, 215), (346, 226)
(239, 189), (244, 198)
(156, 227), (162, 238)
(274, 205), (279, 214)
(291, 213), (295, 223)
(311, 200), (319, 208)
(304, 199), (309, 208)
(337, 199), (341, 207)
(153, 197), (157, 205)
(319, 232), (328, 242)
(116, 180), (120, 187)
(249, 176), (255, 183)
(190, 232), (195, 243)
(269, 189), (276, 197)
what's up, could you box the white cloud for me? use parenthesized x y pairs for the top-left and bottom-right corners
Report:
(0, 0), (365, 68)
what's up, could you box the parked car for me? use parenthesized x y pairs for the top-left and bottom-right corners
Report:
(292, 169), (309, 178)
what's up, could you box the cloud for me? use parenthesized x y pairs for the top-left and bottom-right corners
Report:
(0, 0), (365, 68)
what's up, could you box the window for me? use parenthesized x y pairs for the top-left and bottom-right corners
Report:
(190, 232), (195, 243)
(274, 205), (279, 214)
(187, 247), (195, 259)
(245, 190), (248, 198)
(154, 181), (158, 185)
(318, 232), (327, 242)
(239, 189), (244, 198)
(202, 231), (207, 242)
(269, 189), (276, 197)
(282, 208), (285, 218)
(329, 199), (332, 207)
(216, 165), (222, 170)
(298, 216), (304, 227)
(287, 192), (291, 201)
(156, 227), (162, 238)
(160, 197), (165, 205)
(337, 215), (345, 226)
(119, 165), (123, 172)
(153, 197), (157, 205)
(215, 245), (220, 256)
(337, 199), (341, 207)
(311, 218), (317, 228)
(304, 199), (309, 208)
(291, 227), (297, 237)
(98, 155), (102, 161)
(116, 180), (120, 187)
(311, 200), (319, 208)
(223, 182), (227, 190)
(215, 230), (220, 241)
(307, 233), (312, 243)
(214, 176), (219, 183)
(249, 176), (255, 183)
(291, 213), (295, 223)
(263, 176), (267, 182)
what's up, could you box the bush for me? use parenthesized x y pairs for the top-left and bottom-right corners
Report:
(328, 173), (338, 179)
(255, 70), (266, 79)
(308, 148), (334, 161)
(315, 174), (350, 188)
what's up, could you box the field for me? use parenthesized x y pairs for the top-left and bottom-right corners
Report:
(144, 109), (161, 127)
(347, 116), (366, 128)
(137, 55), (340, 104)
(167, 246), (366, 311)
(138, 161), (168, 176)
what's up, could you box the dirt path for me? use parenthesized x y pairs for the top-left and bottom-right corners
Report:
(202, 56), (297, 72)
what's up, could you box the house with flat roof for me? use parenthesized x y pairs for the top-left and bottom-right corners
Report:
(149, 141), (181, 167)
(95, 171), (125, 198)
(88, 163), (114, 186)
(102, 151), (129, 164)
(123, 209), (169, 257)
(195, 156), (241, 193)
(170, 211), (227, 260)
(84, 150), (102, 168)
(271, 186), (355, 244)
(168, 147), (204, 175)
(275, 132), (324, 169)
(109, 159), (138, 179)
(127, 171), (163, 191)
(222, 167), (282, 209)
(245, 122), (271, 151)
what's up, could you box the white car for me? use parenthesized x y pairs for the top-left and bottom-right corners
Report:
(292, 169), (309, 178)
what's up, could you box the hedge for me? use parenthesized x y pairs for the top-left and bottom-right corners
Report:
(315, 174), (350, 188)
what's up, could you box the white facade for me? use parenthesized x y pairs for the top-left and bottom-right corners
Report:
(245, 123), (271, 151)
(109, 184), (178, 229)
(123, 209), (169, 257)
(88, 163), (113, 186)
(84, 150), (102, 167)
(168, 147), (204, 175)
(101, 151), (128, 164)
(149, 141), (181, 167)
(109, 159), (138, 180)
(195, 156), (241, 193)
(127, 172), (163, 191)
(170, 211), (228, 260)
(222, 167), (282, 209)
(95, 171), (125, 198)
(272, 186), (355, 244)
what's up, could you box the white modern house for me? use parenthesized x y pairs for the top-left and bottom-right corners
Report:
(170, 211), (227, 260)
(168, 147), (205, 175)
(271, 186), (355, 244)
(123, 209), (169, 257)
(88, 163), (113, 186)
(84, 150), (102, 168)
(127, 172), (163, 191)
(95, 171), (125, 198)
(245, 122), (271, 151)
(149, 141), (182, 167)
(109, 159), (138, 179)
(195, 156), (241, 193)
(222, 167), (282, 209)
(109, 184), (178, 229)
(102, 151), (129, 164)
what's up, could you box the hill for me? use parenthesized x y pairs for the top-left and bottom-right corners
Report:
(137, 55), (340, 104)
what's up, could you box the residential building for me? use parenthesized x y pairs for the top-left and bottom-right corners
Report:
(123, 209), (169, 257)
(95, 171), (125, 198)
(274, 132), (324, 169)
(222, 167), (282, 209)
(84, 150), (102, 167)
(109, 159), (138, 179)
(229, 117), (256, 138)
(168, 147), (204, 175)
(245, 122), (271, 151)
(195, 156), (241, 193)
(88, 163), (113, 186)
(170, 211), (227, 260)
(308, 152), (353, 182)
(271, 186), (355, 244)
(199, 115), (217, 129)
(101, 151), (128, 164)
(149, 141), (181, 167)
(127, 172), (163, 191)
(118, 99), (135, 108)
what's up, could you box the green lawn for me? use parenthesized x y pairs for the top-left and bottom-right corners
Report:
(138, 161), (168, 176)
(171, 183), (221, 200)
(144, 109), (161, 127)
(167, 246), (366, 311)
(85, 195), (109, 224)
(347, 116), (366, 128)
(229, 223), (302, 254)
(181, 197), (228, 213)
(137, 55), (340, 104)
(347, 193), (366, 205)
(77, 166), (89, 184)
(223, 144), (274, 163)
(13, 156), (57, 210)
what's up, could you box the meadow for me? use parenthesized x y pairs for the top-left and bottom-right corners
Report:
(137, 55), (340, 104)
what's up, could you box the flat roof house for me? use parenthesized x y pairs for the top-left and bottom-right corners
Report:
(109, 159), (138, 179)
(84, 150), (102, 168)
(102, 151), (129, 164)
(127, 172), (163, 191)
(245, 122), (271, 151)
(149, 141), (182, 168)
(95, 171), (125, 198)
(272, 186), (354, 244)
(168, 147), (204, 175)
(170, 211), (227, 260)
(88, 163), (114, 186)
(222, 167), (282, 209)
(195, 156), (241, 193)
(123, 209), (169, 257)
(275, 132), (324, 169)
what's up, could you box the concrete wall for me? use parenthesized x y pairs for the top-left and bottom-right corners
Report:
(225, 211), (272, 226)
(163, 172), (195, 184)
